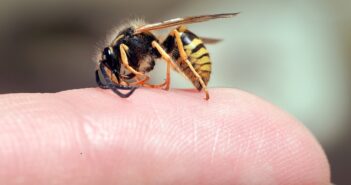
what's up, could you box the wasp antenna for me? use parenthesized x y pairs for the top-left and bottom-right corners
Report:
(95, 70), (110, 89)
(109, 85), (138, 98)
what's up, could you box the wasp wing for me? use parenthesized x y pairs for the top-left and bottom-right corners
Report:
(158, 35), (222, 44)
(200, 37), (222, 44)
(135, 13), (239, 33)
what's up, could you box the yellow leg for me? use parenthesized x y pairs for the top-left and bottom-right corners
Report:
(120, 43), (172, 89)
(119, 79), (129, 86)
(132, 74), (165, 88)
(151, 41), (177, 90)
(171, 30), (210, 100)
(120, 44), (144, 76)
(129, 75), (150, 86)
(143, 83), (168, 88)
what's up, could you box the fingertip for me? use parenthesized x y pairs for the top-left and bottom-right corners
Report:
(57, 87), (330, 184)
(0, 88), (331, 184)
(214, 88), (331, 184)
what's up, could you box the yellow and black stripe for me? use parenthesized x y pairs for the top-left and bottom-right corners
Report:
(163, 26), (211, 90)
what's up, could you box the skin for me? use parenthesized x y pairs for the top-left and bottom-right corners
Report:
(0, 88), (330, 185)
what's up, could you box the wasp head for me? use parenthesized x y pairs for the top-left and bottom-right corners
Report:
(100, 47), (121, 81)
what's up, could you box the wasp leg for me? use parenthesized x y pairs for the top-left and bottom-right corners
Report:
(149, 41), (178, 90)
(96, 67), (135, 90)
(171, 29), (210, 100)
(121, 43), (173, 89)
(129, 75), (150, 86)
(119, 44), (144, 77)
(96, 65), (126, 89)
(99, 61), (136, 90)
(97, 63), (137, 98)
(129, 73), (164, 88)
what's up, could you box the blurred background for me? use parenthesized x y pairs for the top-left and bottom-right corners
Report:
(0, 0), (350, 183)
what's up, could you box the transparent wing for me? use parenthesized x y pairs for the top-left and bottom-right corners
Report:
(200, 37), (222, 44)
(135, 13), (239, 33)
(157, 36), (222, 44)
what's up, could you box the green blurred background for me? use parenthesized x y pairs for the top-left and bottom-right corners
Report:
(0, 0), (350, 183)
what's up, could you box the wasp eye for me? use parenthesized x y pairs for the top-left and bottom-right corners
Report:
(102, 47), (113, 60)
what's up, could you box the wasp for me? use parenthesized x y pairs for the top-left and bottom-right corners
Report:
(95, 13), (239, 100)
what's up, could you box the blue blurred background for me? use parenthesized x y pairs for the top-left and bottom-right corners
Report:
(0, 0), (349, 183)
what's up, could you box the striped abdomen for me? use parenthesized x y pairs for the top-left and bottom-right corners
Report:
(163, 26), (211, 90)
